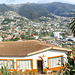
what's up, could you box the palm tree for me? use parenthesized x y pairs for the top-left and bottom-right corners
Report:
(70, 12), (75, 37)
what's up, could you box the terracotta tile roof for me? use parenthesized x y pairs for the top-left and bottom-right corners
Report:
(0, 40), (71, 57)
(0, 40), (49, 57)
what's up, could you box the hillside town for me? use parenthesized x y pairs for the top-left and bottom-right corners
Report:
(0, 1), (75, 74)
(0, 11), (75, 49)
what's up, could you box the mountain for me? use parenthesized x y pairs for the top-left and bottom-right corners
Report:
(0, 4), (13, 14)
(42, 2), (75, 17)
(8, 4), (25, 12)
(17, 2), (75, 19)
(18, 4), (49, 19)
(0, 2), (75, 19)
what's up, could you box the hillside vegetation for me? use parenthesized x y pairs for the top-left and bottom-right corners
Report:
(0, 2), (75, 19)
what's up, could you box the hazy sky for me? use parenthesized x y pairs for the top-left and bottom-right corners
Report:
(0, 0), (75, 4)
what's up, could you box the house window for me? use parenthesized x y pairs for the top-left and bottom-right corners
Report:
(17, 59), (32, 70)
(0, 59), (14, 69)
(48, 56), (63, 68)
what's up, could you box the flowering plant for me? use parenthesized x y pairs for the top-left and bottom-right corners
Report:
(60, 49), (75, 75)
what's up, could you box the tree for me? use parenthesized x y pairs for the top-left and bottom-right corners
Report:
(70, 12), (75, 37)
(20, 33), (26, 40)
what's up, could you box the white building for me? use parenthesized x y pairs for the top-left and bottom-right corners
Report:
(0, 40), (71, 74)
(34, 35), (39, 39)
(0, 36), (3, 41)
(53, 32), (62, 38)
(65, 36), (75, 42)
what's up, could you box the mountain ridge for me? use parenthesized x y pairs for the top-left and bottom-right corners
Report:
(0, 2), (75, 19)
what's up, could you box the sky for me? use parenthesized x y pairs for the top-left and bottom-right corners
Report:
(0, 0), (75, 5)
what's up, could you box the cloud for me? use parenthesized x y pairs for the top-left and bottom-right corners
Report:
(38, 0), (75, 4)
(38, 0), (55, 3)
(56, 0), (75, 4)
(3, 0), (75, 4)
(6, 0), (16, 3)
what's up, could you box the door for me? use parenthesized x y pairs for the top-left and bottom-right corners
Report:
(37, 60), (43, 74)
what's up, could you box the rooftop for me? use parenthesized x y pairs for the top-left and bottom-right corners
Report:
(0, 40), (71, 57)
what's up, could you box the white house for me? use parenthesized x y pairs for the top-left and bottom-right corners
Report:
(0, 40), (71, 74)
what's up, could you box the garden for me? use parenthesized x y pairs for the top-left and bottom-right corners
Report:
(0, 49), (75, 75)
